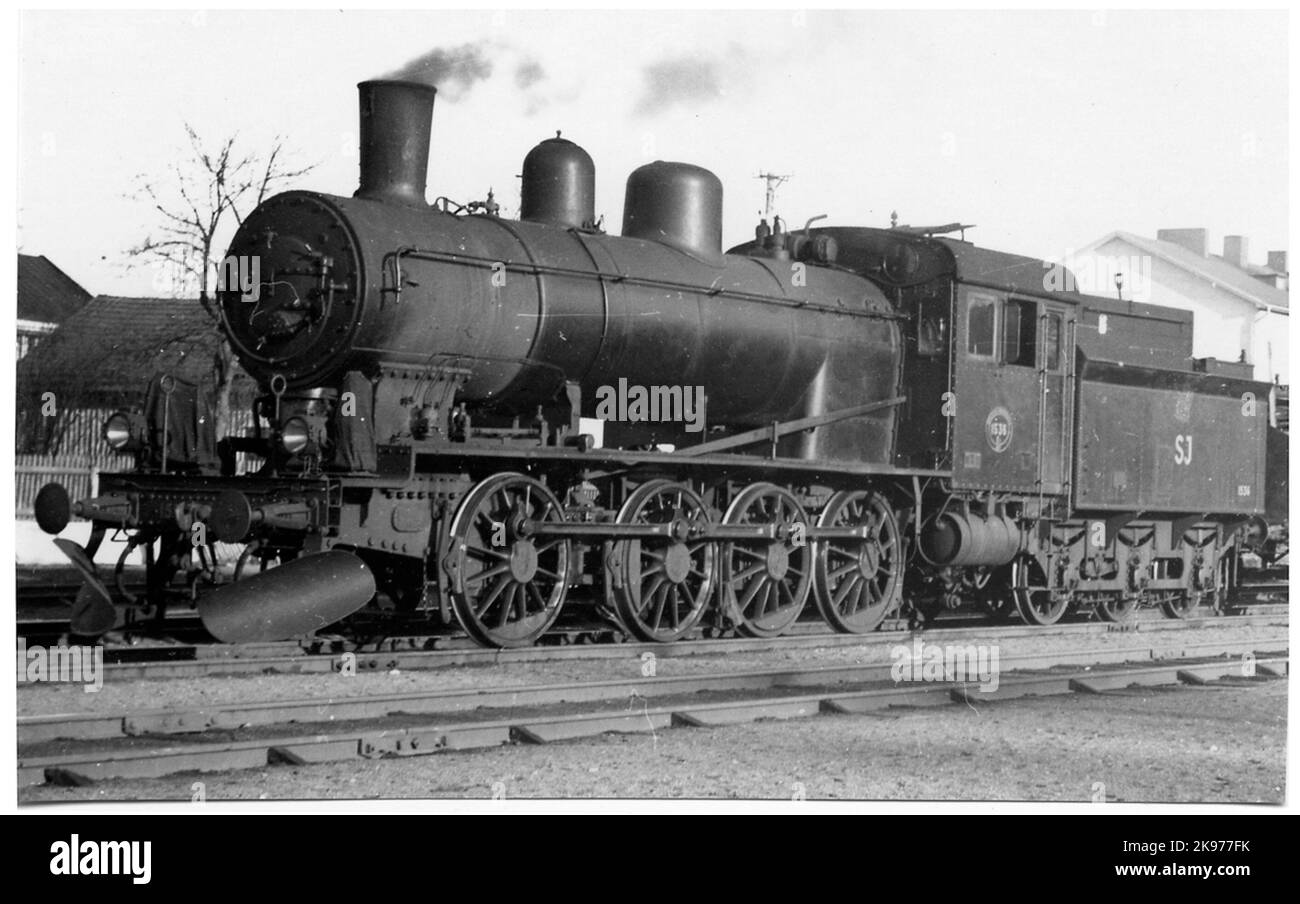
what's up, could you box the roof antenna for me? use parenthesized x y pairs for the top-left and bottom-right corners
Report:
(755, 171), (791, 219)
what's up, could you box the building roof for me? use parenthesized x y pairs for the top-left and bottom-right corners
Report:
(17, 296), (255, 406)
(1080, 231), (1289, 312)
(16, 254), (93, 323)
(1225, 258), (1281, 279)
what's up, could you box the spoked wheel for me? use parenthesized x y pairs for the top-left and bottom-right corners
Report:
(446, 473), (572, 648)
(1095, 592), (1141, 623)
(812, 490), (901, 633)
(1012, 555), (1070, 626)
(609, 480), (716, 642)
(720, 483), (811, 638)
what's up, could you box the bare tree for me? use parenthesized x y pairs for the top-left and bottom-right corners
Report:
(127, 125), (316, 435)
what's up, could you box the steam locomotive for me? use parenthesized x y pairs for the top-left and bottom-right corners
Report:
(34, 80), (1288, 647)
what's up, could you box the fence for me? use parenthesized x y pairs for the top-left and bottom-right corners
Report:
(15, 452), (252, 568)
(14, 403), (267, 520)
(14, 453), (132, 520)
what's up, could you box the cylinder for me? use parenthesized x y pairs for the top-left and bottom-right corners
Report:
(355, 80), (437, 207)
(920, 511), (1021, 566)
(622, 161), (723, 262)
(521, 134), (595, 228)
(198, 550), (376, 643)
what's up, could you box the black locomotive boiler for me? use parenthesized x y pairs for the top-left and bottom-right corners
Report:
(35, 80), (1287, 647)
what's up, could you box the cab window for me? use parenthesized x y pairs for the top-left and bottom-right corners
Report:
(966, 295), (997, 357)
(1044, 312), (1063, 371)
(1003, 300), (1037, 366)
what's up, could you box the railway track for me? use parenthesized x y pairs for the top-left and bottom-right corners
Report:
(18, 641), (1287, 787)
(16, 607), (1288, 681)
(15, 574), (1288, 644)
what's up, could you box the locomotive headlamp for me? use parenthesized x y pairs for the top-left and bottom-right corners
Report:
(103, 411), (136, 451)
(280, 417), (311, 455)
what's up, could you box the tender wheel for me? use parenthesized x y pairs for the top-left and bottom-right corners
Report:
(1160, 591), (1198, 619)
(1012, 555), (1070, 626)
(720, 483), (811, 638)
(609, 480), (716, 643)
(1096, 593), (1140, 623)
(446, 473), (571, 648)
(812, 490), (901, 633)
(1164, 539), (1227, 618)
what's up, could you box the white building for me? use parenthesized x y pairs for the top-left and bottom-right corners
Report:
(1069, 229), (1288, 385)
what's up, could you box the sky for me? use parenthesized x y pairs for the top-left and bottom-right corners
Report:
(16, 8), (1290, 298)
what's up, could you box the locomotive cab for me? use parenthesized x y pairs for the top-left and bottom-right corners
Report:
(949, 287), (1075, 501)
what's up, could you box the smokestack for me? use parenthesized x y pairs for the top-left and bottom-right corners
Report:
(355, 80), (437, 207)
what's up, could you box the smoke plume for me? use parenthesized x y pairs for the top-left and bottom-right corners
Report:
(382, 43), (568, 114)
(514, 59), (545, 90)
(383, 44), (494, 100)
(633, 46), (756, 116)
(634, 57), (723, 115)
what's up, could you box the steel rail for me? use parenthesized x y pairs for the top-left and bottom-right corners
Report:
(16, 609), (1290, 682)
(12, 609), (1285, 682)
(18, 638), (1285, 746)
